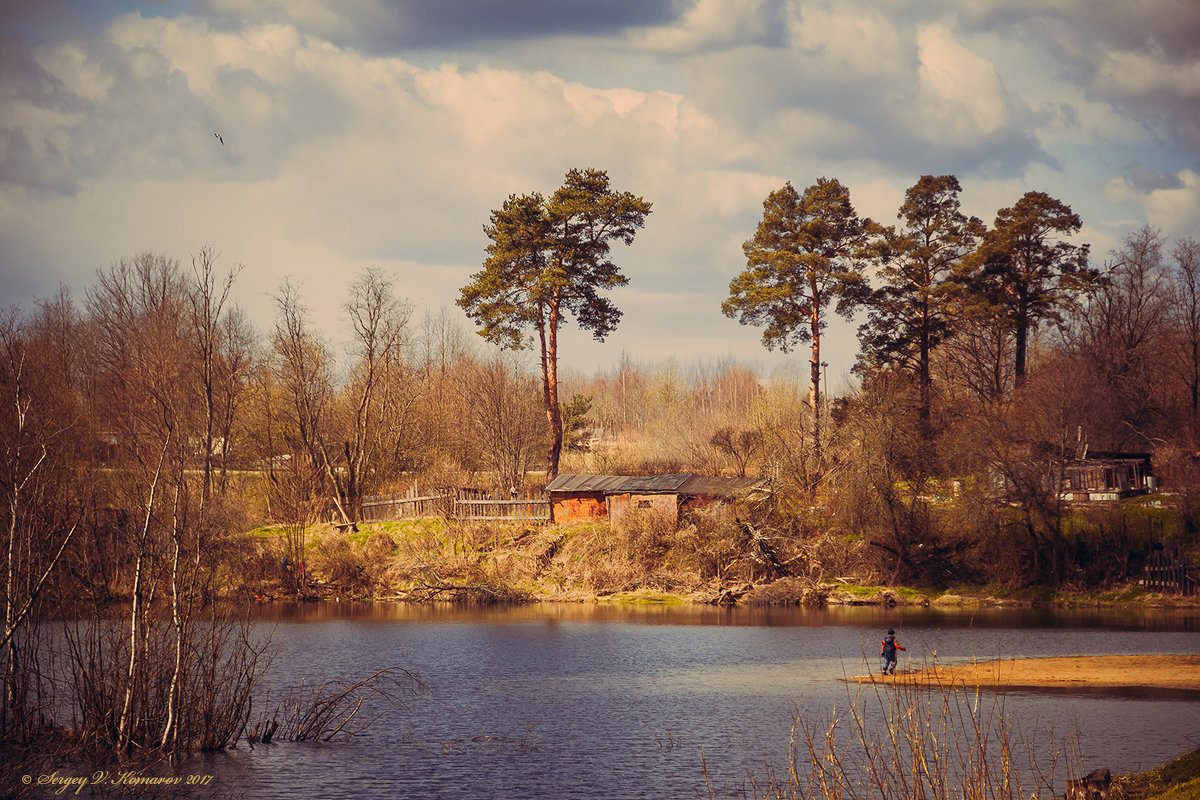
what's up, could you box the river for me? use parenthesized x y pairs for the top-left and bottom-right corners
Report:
(170, 603), (1200, 799)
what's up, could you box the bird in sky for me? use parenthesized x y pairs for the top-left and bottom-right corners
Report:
(214, 132), (223, 145)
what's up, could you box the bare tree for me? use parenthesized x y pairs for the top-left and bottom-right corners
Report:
(272, 280), (339, 520)
(187, 244), (242, 502)
(1172, 237), (1200, 430)
(709, 426), (763, 477)
(827, 372), (971, 584)
(342, 268), (412, 517)
(408, 307), (476, 480)
(84, 253), (195, 752)
(1067, 226), (1173, 449)
(215, 305), (256, 489)
(936, 308), (1015, 402)
(0, 307), (78, 740)
(467, 354), (545, 490)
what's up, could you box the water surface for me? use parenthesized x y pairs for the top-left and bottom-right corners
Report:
(191, 603), (1200, 799)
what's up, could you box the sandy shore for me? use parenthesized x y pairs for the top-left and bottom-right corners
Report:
(849, 655), (1200, 693)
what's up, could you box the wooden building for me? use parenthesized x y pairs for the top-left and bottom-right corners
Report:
(545, 473), (769, 525)
(1059, 452), (1155, 501)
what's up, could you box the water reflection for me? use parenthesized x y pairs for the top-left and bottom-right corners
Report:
(248, 599), (1200, 630)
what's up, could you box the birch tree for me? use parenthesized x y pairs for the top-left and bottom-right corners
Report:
(0, 306), (78, 740)
(187, 245), (240, 502)
(342, 267), (411, 517)
(86, 253), (190, 752)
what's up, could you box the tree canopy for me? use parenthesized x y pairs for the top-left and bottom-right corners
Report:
(457, 167), (652, 477)
(722, 177), (875, 476)
(857, 175), (983, 435)
(968, 191), (1093, 386)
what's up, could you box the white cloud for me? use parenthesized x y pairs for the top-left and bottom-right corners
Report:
(787, 4), (908, 79)
(1, 0), (1195, 378)
(1104, 169), (1200, 240)
(1, 10), (778, 369)
(203, 0), (369, 41)
(954, 0), (1200, 149)
(914, 23), (1011, 142)
(1095, 49), (1200, 100)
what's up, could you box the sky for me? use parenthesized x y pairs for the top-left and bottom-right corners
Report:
(2, 0), (1198, 389)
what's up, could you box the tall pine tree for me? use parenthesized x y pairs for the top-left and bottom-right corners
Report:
(458, 169), (651, 478)
(723, 177), (875, 478)
(857, 175), (983, 437)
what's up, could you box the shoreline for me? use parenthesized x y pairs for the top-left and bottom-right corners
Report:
(245, 582), (1200, 610)
(847, 654), (1200, 693)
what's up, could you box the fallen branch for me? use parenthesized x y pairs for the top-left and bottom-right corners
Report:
(406, 570), (531, 605)
(253, 667), (427, 744)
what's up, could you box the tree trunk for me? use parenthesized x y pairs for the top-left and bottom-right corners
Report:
(809, 287), (823, 476)
(161, 478), (185, 751)
(2, 345), (30, 739)
(543, 301), (564, 479)
(918, 304), (932, 439)
(118, 439), (168, 752)
(1190, 337), (1199, 423)
(1014, 296), (1029, 388)
(4, 487), (16, 739)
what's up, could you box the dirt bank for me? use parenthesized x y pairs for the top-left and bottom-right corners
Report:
(849, 654), (1200, 693)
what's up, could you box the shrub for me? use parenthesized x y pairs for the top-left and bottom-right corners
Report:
(315, 532), (374, 597)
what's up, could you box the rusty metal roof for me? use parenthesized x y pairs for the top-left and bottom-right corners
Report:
(619, 474), (691, 493)
(677, 475), (769, 496)
(544, 474), (632, 493)
(546, 473), (769, 497)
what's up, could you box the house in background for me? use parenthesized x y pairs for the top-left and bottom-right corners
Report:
(1059, 451), (1155, 501)
(545, 473), (770, 525)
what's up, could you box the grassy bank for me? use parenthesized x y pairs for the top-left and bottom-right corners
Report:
(1119, 747), (1200, 800)
(229, 517), (1200, 609)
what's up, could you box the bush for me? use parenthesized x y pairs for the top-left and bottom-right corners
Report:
(315, 532), (374, 597)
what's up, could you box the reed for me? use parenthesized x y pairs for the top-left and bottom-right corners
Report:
(712, 672), (1071, 800)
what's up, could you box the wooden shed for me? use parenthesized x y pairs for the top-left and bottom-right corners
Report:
(545, 473), (769, 525)
(1060, 451), (1155, 501)
(605, 474), (693, 527)
(544, 474), (630, 523)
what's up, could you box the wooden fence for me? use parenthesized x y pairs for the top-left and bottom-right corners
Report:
(360, 491), (451, 522)
(360, 488), (550, 523)
(454, 494), (551, 522)
(1143, 546), (1199, 596)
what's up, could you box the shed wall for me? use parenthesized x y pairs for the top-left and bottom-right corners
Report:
(550, 491), (609, 523)
(609, 493), (679, 528)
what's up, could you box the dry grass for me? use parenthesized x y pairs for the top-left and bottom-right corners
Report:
(710, 677), (1075, 800)
(247, 504), (903, 604)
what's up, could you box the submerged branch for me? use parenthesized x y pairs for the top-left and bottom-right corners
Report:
(405, 570), (532, 605)
(252, 667), (427, 744)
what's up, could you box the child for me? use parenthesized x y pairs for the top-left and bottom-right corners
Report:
(881, 629), (905, 675)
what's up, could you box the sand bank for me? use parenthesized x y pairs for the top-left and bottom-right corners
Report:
(849, 654), (1200, 693)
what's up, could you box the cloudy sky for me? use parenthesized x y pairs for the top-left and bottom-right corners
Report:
(2, 0), (1198, 386)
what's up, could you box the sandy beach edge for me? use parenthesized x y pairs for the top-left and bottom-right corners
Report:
(846, 654), (1200, 693)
